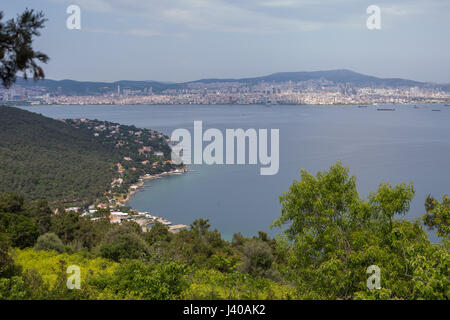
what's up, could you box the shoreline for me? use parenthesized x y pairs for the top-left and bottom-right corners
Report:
(16, 102), (450, 107)
(104, 166), (189, 232)
(120, 167), (188, 205)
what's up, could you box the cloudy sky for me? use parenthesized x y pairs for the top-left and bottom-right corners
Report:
(2, 0), (450, 83)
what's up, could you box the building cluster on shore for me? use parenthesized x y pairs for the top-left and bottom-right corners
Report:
(57, 117), (188, 234)
(98, 168), (188, 233)
(2, 80), (449, 106)
(67, 176), (188, 234)
(97, 209), (187, 233)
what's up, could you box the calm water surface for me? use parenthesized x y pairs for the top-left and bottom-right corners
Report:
(21, 104), (450, 241)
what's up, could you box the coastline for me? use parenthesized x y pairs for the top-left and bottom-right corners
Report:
(102, 166), (190, 233)
(20, 102), (450, 107)
(120, 166), (188, 205)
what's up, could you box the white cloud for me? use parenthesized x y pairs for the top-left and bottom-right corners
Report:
(160, 0), (322, 33)
(51, 0), (323, 34)
(49, 0), (450, 35)
(84, 27), (163, 37)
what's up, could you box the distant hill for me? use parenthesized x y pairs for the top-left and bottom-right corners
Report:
(14, 69), (450, 94)
(189, 69), (448, 89)
(208, 69), (427, 87)
(14, 77), (181, 95)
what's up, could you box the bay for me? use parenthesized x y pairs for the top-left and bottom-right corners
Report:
(20, 104), (450, 241)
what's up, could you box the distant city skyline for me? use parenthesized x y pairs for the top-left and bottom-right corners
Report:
(2, 0), (450, 83)
(4, 69), (449, 106)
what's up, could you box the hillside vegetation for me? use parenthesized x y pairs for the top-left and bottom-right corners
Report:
(0, 106), (117, 203)
(0, 106), (177, 205)
(0, 163), (448, 300)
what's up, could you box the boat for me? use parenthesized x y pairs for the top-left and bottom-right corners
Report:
(377, 108), (395, 111)
(432, 109), (441, 112)
(264, 100), (277, 107)
(358, 105), (368, 108)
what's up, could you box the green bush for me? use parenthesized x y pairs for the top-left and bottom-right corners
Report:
(34, 233), (65, 253)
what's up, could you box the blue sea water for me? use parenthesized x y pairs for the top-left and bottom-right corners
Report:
(21, 104), (450, 241)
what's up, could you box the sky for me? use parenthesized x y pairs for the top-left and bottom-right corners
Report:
(2, 0), (450, 83)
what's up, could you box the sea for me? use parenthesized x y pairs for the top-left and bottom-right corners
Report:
(20, 104), (450, 242)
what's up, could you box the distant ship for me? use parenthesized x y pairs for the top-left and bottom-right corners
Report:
(358, 105), (368, 108)
(264, 100), (277, 106)
(377, 108), (395, 111)
(432, 109), (441, 112)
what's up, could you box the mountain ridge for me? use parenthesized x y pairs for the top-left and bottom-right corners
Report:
(13, 69), (450, 95)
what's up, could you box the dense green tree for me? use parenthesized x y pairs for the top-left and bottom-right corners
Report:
(4, 214), (39, 249)
(99, 224), (149, 262)
(143, 221), (172, 246)
(34, 232), (64, 253)
(0, 192), (26, 214)
(73, 217), (112, 251)
(26, 200), (52, 235)
(231, 232), (246, 249)
(272, 162), (447, 299)
(190, 218), (211, 236)
(0, 231), (16, 278)
(423, 194), (449, 240)
(169, 220), (230, 268)
(120, 220), (143, 235)
(0, 193), (39, 248)
(237, 239), (275, 278)
(50, 210), (80, 244)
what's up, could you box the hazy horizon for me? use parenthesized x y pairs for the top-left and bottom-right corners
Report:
(16, 68), (450, 85)
(3, 0), (450, 83)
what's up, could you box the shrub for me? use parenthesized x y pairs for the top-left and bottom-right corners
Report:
(34, 233), (65, 253)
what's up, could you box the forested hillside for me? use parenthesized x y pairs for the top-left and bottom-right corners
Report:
(0, 106), (177, 205)
(0, 106), (117, 203)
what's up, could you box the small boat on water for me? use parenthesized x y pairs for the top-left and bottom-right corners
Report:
(358, 105), (368, 108)
(432, 109), (441, 112)
(377, 108), (396, 111)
